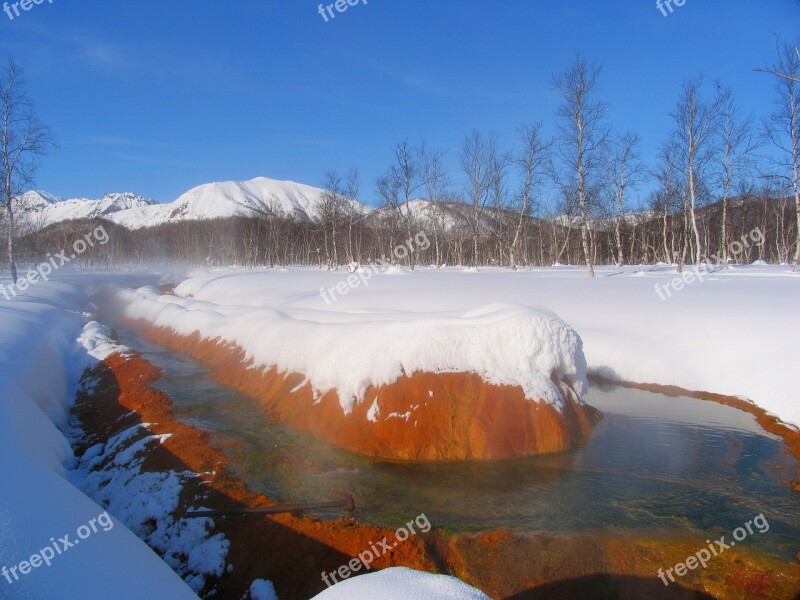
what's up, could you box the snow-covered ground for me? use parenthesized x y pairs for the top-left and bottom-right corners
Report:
(119, 263), (800, 427)
(2, 263), (797, 599)
(0, 274), (201, 599)
(0, 269), (492, 599)
(68, 321), (231, 595)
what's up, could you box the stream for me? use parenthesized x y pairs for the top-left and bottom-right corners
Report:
(112, 324), (800, 562)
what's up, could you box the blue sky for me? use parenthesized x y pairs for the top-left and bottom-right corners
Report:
(0, 0), (797, 207)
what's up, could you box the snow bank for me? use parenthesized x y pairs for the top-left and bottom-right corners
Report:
(122, 264), (799, 427)
(118, 283), (587, 414)
(69, 324), (230, 595)
(310, 567), (490, 600)
(250, 579), (279, 600)
(0, 277), (199, 599)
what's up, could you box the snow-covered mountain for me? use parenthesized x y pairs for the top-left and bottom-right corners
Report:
(14, 177), (369, 231)
(14, 191), (158, 229)
(108, 177), (355, 229)
(369, 198), (511, 232)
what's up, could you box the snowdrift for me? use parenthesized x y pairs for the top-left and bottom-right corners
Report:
(118, 264), (800, 431)
(116, 273), (599, 460)
(311, 567), (490, 600)
(0, 283), (198, 599)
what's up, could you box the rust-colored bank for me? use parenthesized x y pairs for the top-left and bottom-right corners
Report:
(126, 323), (601, 461)
(70, 327), (800, 600)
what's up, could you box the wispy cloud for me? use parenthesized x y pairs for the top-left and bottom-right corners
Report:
(8, 22), (243, 90)
(105, 152), (205, 169)
(367, 60), (460, 98)
(76, 39), (128, 70)
(85, 136), (142, 147)
(399, 74), (459, 98)
(84, 136), (176, 150)
(292, 137), (339, 147)
(367, 60), (535, 101)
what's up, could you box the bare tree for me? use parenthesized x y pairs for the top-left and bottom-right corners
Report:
(671, 76), (724, 270)
(606, 132), (645, 266)
(488, 146), (509, 266)
(343, 168), (361, 264)
(510, 123), (551, 270)
(756, 44), (800, 83)
(0, 59), (57, 284)
(460, 130), (499, 267)
(552, 57), (609, 277)
(653, 140), (682, 264)
(376, 167), (402, 257)
(760, 40), (800, 271)
(418, 142), (449, 268)
(390, 140), (422, 269)
(264, 195), (286, 268)
(320, 170), (347, 268)
(716, 88), (759, 266)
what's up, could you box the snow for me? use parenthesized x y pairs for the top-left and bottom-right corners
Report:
(69, 320), (230, 594)
(249, 579), (279, 600)
(110, 177), (368, 228)
(14, 177), (371, 231)
(367, 397), (381, 423)
(118, 263), (800, 427)
(15, 190), (157, 229)
(310, 567), (490, 599)
(0, 275), (199, 599)
(118, 276), (587, 414)
(77, 320), (128, 361)
(3, 262), (798, 598)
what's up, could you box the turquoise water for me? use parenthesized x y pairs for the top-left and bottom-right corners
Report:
(114, 327), (800, 561)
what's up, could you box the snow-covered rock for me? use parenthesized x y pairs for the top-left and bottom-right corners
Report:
(119, 264), (800, 428)
(310, 567), (490, 599)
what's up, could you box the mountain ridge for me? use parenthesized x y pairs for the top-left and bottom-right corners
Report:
(11, 177), (370, 231)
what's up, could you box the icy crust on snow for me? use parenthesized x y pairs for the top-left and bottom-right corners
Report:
(311, 567), (490, 599)
(118, 283), (588, 414)
(0, 278), (199, 599)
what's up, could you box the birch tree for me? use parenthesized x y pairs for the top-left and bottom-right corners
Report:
(343, 168), (360, 264)
(716, 88), (758, 266)
(510, 123), (551, 271)
(390, 140), (422, 270)
(552, 58), (609, 277)
(0, 59), (56, 284)
(418, 142), (449, 268)
(653, 140), (681, 264)
(759, 41), (800, 271)
(671, 77), (724, 270)
(606, 132), (645, 266)
(460, 130), (498, 267)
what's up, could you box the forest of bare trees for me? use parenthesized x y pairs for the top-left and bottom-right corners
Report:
(3, 42), (800, 275)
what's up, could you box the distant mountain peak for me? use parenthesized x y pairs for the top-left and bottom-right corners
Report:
(14, 176), (370, 231)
